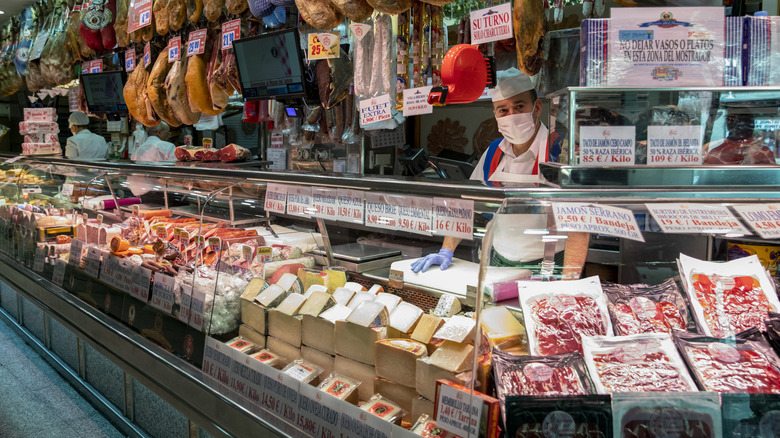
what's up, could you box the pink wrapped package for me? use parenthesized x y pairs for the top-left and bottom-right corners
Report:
(22, 143), (61, 155)
(19, 122), (59, 135)
(24, 134), (59, 144)
(23, 108), (57, 122)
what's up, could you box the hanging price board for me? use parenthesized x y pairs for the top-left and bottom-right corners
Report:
(128, 0), (153, 32)
(89, 59), (103, 74)
(144, 42), (151, 67)
(221, 19), (241, 50)
(187, 29), (207, 56)
(307, 32), (340, 60)
(168, 36), (181, 62)
(125, 49), (135, 72)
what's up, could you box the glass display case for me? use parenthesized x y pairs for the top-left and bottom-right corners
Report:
(1, 154), (780, 437)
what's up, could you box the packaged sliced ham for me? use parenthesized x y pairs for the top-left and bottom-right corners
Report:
(517, 276), (612, 356)
(765, 312), (780, 357)
(675, 330), (780, 394)
(582, 333), (697, 394)
(504, 395), (612, 438)
(612, 392), (721, 438)
(678, 253), (780, 337)
(722, 393), (780, 437)
(603, 278), (693, 336)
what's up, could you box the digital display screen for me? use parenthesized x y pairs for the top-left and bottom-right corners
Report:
(234, 29), (306, 101)
(82, 72), (127, 114)
(286, 107), (302, 117)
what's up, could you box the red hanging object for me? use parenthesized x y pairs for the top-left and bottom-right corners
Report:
(427, 44), (495, 105)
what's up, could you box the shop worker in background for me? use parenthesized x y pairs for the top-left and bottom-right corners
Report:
(65, 111), (108, 160)
(413, 68), (589, 279)
(132, 122), (176, 162)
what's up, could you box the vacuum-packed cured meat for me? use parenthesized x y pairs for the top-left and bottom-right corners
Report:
(582, 333), (697, 394)
(613, 392), (722, 438)
(604, 278), (691, 335)
(504, 396), (612, 438)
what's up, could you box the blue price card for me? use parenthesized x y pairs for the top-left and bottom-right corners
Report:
(221, 19), (241, 50)
(168, 36), (181, 62)
(144, 42), (151, 67)
(187, 29), (207, 56)
(140, 10), (151, 25)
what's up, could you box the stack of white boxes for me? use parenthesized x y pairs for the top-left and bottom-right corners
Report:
(19, 108), (61, 155)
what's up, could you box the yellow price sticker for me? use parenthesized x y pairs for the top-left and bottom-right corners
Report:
(307, 32), (340, 60)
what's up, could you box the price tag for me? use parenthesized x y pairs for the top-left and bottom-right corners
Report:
(733, 204), (780, 239)
(172, 227), (183, 243)
(201, 337), (233, 385)
(195, 235), (205, 249)
(256, 246), (272, 263)
(89, 59), (103, 74)
(286, 185), (313, 217)
(144, 42), (151, 67)
(52, 259), (67, 286)
(307, 32), (340, 60)
(242, 244), (253, 262)
(189, 289), (206, 331)
(155, 224), (167, 239)
(208, 236), (222, 252)
(61, 183), (74, 196)
(125, 49), (136, 72)
(168, 36), (181, 62)
(33, 247), (45, 272)
(179, 286), (191, 323)
(187, 29), (207, 56)
(403, 86), (434, 117)
(84, 247), (102, 278)
(68, 239), (85, 266)
(364, 192), (399, 230)
(359, 94), (392, 126)
(433, 198), (474, 240)
(647, 125), (704, 165)
(311, 188), (339, 220)
(264, 183), (287, 214)
(221, 19), (241, 50)
(22, 186), (42, 194)
(117, 258), (134, 294)
(552, 203), (645, 242)
(579, 126), (636, 165)
(435, 382), (484, 437)
(128, 0), (153, 32)
(646, 203), (750, 235)
(151, 272), (175, 313)
(130, 265), (152, 302)
(395, 196), (433, 235)
(335, 189), (364, 224)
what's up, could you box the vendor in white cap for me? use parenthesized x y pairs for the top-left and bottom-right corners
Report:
(131, 122), (176, 162)
(65, 111), (108, 160)
(471, 68), (547, 183)
(412, 68), (589, 279)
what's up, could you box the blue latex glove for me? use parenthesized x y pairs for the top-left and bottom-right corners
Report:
(411, 248), (453, 273)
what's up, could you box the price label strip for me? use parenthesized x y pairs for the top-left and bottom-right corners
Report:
(553, 202), (645, 242)
(646, 203), (750, 235)
(733, 204), (780, 239)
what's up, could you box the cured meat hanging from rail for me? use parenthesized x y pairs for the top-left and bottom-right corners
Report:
(187, 0), (204, 22)
(169, 0), (188, 32)
(331, 0), (373, 22)
(204, 0), (225, 21)
(147, 51), (182, 127)
(514, 0), (546, 76)
(153, 0), (170, 35)
(166, 56), (201, 125)
(125, 65), (161, 126)
(295, 0), (343, 31)
(114, 0), (130, 48)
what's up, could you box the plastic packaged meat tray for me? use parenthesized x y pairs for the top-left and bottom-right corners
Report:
(613, 392), (721, 438)
(603, 278), (693, 335)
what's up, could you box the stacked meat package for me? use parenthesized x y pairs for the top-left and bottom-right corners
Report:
(19, 108), (61, 156)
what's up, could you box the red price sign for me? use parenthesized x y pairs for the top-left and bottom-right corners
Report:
(187, 29), (207, 56)
(144, 42), (151, 67)
(221, 19), (241, 50)
(128, 0), (153, 32)
(168, 36), (181, 62)
(125, 49), (135, 72)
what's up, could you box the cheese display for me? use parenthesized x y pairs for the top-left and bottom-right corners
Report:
(347, 291), (376, 310)
(375, 292), (402, 313)
(267, 336), (302, 363)
(267, 310), (302, 347)
(389, 302), (424, 334)
(274, 293), (307, 316)
(298, 290), (335, 316)
(318, 373), (361, 405)
(251, 349), (285, 369)
(481, 307), (525, 352)
(275, 272), (304, 294)
(323, 268), (347, 293)
(433, 293), (462, 318)
(241, 277), (269, 301)
(226, 336), (260, 354)
(346, 301), (389, 327)
(335, 321), (388, 365)
(241, 301), (268, 335)
(428, 340), (474, 373)
(433, 315), (476, 343)
(254, 284), (288, 308)
(361, 394), (404, 425)
(334, 355), (376, 401)
(238, 324), (266, 348)
(368, 284), (384, 295)
(332, 287), (356, 306)
(343, 282), (367, 292)
(301, 346), (336, 378)
(374, 378), (416, 420)
(411, 314), (444, 345)
(415, 357), (471, 401)
(300, 269), (328, 293)
(282, 359), (324, 384)
(302, 284), (328, 299)
(375, 339), (428, 387)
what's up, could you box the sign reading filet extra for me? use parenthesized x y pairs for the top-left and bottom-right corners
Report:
(433, 198), (474, 240)
(264, 183), (287, 214)
(552, 203), (645, 242)
(312, 187), (339, 220)
(396, 196), (433, 235)
(435, 383), (484, 437)
(403, 86), (434, 117)
(151, 272), (175, 313)
(128, 0), (153, 32)
(469, 2), (513, 45)
(336, 189), (364, 224)
(733, 204), (780, 239)
(125, 49), (135, 72)
(307, 32), (340, 60)
(646, 203), (750, 234)
(359, 94), (392, 125)
(286, 185), (314, 217)
(365, 193), (399, 230)
(580, 126), (636, 165)
(187, 29), (207, 56)
(647, 125), (703, 165)
(609, 7), (724, 86)
(221, 19), (241, 50)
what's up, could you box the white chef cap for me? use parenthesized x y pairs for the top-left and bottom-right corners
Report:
(489, 68), (534, 102)
(68, 111), (90, 128)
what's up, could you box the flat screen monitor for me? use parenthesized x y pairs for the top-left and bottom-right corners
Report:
(234, 28), (309, 101)
(428, 156), (475, 180)
(81, 71), (127, 114)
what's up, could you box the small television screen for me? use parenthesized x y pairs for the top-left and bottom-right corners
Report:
(234, 28), (309, 101)
(81, 71), (128, 114)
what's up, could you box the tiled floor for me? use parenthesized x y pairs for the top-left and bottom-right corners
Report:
(0, 317), (126, 438)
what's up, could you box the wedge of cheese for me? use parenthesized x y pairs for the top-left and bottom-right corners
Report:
(343, 282), (366, 292)
(299, 268), (327, 294)
(240, 278), (269, 301)
(433, 293), (461, 317)
(368, 284), (384, 295)
(303, 284), (329, 299)
(347, 291), (375, 310)
(389, 302), (424, 334)
(255, 284), (288, 308)
(374, 378), (416, 421)
(410, 314), (444, 344)
(267, 336), (301, 363)
(415, 357), (471, 400)
(375, 293), (401, 313)
(335, 321), (387, 365)
(335, 355), (376, 401)
(241, 300), (268, 334)
(374, 339), (428, 387)
(299, 290), (336, 317)
(268, 310), (302, 347)
(302, 345), (335, 378)
(323, 268), (347, 293)
(332, 287), (356, 306)
(275, 272), (303, 294)
(238, 324), (266, 348)
(412, 396), (434, 420)
(481, 306), (525, 351)
(275, 293), (307, 316)
(428, 341), (474, 373)
(346, 301), (389, 328)
(433, 315), (476, 343)
(318, 373), (360, 405)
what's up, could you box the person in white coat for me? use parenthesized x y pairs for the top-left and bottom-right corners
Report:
(131, 123), (176, 162)
(65, 111), (108, 160)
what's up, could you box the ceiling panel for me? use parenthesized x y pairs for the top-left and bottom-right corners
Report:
(0, 0), (38, 26)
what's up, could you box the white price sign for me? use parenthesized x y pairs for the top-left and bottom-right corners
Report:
(311, 187), (339, 220)
(286, 185), (314, 217)
(130, 265), (152, 302)
(179, 286), (191, 323)
(189, 289), (206, 331)
(433, 198), (474, 240)
(733, 204), (780, 239)
(647, 125), (703, 165)
(33, 247), (45, 272)
(264, 183), (287, 214)
(68, 239), (85, 266)
(469, 2), (513, 45)
(552, 202), (645, 242)
(151, 272), (175, 313)
(84, 247), (102, 278)
(579, 126), (636, 166)
(403, 86), (433, 117)
(365, 193), (399, 230)
(335, 189), (364, 224)
(359, 94), (392, 126)
(435, 383), (484, 437)
(646, 203), (750, 234)
(201, 337), (233, 385)
(52, 259), (67, 286)
(395, 196), (433, 235)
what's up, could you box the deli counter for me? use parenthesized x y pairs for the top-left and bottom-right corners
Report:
(1, 155), (780, 438)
